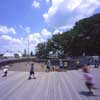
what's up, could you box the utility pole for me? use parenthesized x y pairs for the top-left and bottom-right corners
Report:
(28, 39), (29, 57)
(25, 39), (30, 78)
(28, 39), (29, 56)
(44, 42), (47, 59)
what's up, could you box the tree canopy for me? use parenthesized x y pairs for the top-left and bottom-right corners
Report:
(36, 14), (100, 58)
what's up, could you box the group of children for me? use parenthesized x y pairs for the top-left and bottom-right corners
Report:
(1, 63), (36, 80)
(1, 60), (99, 95)
(46, 60), (99, 95)
(46, 59), (64, 72)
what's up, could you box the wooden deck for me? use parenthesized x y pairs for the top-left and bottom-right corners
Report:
(0, 68), (100, 100)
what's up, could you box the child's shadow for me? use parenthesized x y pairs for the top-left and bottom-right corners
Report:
(79, 91), (99, 97)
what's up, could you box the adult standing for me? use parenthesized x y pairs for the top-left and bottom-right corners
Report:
(46, 60), (51, 72)
(59, 59), (64, 68)
(92, 56), (99, 68)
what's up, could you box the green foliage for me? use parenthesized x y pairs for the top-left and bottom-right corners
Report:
(36, 13), (100, 58)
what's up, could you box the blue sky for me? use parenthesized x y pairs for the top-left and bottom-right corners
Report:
(0, 0), (100, 54)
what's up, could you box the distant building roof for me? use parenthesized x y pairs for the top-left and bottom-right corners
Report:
(3, 52), (14, 57)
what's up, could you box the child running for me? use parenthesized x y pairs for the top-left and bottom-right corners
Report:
(2, 65), (9, 77)
(82, 64), (96, 95)
(28, 63), (36, 80)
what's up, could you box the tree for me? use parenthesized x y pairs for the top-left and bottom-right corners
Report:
(36, 13), (100, 58)
(35, 42), (48, 59)
(70, 14), (100, 55)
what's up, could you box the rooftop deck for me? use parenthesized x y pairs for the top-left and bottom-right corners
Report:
(0, 67), (100, 100)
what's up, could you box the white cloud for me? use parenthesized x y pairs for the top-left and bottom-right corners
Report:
(25, 33), (43, 53)
(12, 38), (22, 44)
(41, 28), (52, 37)
(23, 28), (52, 53)
(59, 25), (73, 31)
(0, 35), (23, 53)
(0, 35), (12, 41)
(25, 27), (31, 33)
(28, 33), (42, 43)
(53, 29), (60, 35)
(0, 25), (16, 34)
(0, 28), (51, 54)
(27, 28), (52, 46)
(46, 0), (50, 3)
(53, 29), (63, 35)
(19, 25), (23, 29)
(19, 25), (31, 33)
(43, 0), (100, 30)
(32, 1), (40, 8)
(0, 35), (21, 44)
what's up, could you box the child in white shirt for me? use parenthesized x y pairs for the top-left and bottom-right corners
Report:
(2, 65), (9, 77)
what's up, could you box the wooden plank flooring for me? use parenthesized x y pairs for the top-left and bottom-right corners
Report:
(0, 68), (100, 100)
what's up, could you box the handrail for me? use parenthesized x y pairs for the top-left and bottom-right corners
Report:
(0, 57), (37, 67)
